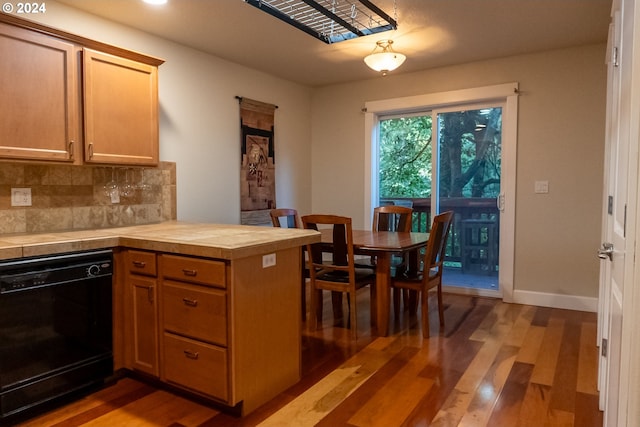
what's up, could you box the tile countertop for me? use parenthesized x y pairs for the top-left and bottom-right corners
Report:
(0, 221), (321, 260)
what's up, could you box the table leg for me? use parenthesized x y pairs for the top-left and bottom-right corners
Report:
(375, 253), (391, 336)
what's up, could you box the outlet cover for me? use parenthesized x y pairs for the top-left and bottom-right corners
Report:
(11, 188), (32, 206)
(262, 253), (276, 268)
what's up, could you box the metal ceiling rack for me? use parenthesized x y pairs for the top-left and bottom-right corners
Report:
(244, 0), (397, 44)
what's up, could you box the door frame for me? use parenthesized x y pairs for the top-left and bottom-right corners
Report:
(363, 82), (519, 302)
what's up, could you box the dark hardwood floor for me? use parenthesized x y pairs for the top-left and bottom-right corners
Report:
(17, 291), (603, 427)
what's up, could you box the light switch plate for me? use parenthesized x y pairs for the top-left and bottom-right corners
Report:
(534, 180), (549, 194)
(11, 188), (32, 206)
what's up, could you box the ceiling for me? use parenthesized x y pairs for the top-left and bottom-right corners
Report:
(54, 0), (612, 87)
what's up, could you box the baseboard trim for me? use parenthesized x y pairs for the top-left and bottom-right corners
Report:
(512, 289), (598, 312)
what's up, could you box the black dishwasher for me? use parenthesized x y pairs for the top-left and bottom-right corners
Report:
(0, 249), (114, 424)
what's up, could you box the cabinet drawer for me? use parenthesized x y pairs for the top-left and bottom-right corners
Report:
(162, 281), (227, 346)
(163, 333), (228, 401)
(161, 254), (225, 288)
(126, 250), (157, 276)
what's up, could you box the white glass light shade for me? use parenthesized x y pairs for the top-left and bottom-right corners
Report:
(364, 40), (406, 75)
(364, 51), (406, 73)
(142, 0), (167, 4)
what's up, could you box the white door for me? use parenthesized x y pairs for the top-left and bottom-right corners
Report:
(598, 0), (639, 425)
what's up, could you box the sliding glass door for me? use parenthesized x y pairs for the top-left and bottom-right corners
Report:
(378, 102), (504, 291)
(436, 105), (502, 290)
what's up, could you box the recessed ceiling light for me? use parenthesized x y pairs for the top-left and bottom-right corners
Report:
(142, 0), (167, 5)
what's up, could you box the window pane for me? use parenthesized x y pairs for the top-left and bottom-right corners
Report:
(378, 115), (433, 200)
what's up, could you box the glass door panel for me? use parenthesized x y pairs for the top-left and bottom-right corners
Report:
(436, 106), (502, 290)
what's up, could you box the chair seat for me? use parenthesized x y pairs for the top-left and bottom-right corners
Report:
(394, 268), (438, 284)
(317, 268), (375, 284)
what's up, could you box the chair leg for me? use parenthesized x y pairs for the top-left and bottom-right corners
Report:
(406, 290), (419, 313)
(420, 290), (430, 339)
(301, 274), (307, 322)
(349, 290), (357, 340)
(332, 291), (344, 325)
(392, 288), (401, 318)
(308, 285), (317, 331)
(437, 285), (445, 328)
(369, 284), (377, 326)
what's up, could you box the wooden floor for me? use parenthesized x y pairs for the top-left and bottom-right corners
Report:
(17, 291), (603, 427)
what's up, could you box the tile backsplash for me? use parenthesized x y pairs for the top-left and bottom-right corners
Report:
(0, 161), (177, 234)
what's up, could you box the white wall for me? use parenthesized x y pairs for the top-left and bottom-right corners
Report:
(311, 44), (607, 300)
(32, 1), (313, 224)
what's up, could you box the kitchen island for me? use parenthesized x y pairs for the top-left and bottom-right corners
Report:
(0, 221), (319, 416)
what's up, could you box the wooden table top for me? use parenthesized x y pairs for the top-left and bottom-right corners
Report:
(319, 229), (430, 253)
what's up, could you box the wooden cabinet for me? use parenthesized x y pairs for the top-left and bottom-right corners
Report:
(0, 14), (162, 165)
(83, 49), (159, 166)
(118, 246), (302, 415)
(159, 254), (230, 401)
(124, 250), (159, 377)
(0, 22), (79, 162)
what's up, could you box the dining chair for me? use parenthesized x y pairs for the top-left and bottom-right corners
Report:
(270, 208), (302, 228)
(372, 205), (413, 233)
(302, 214), (376, 339)
(270, 208), (307, 320)
(390, 210), (454, 338)
(356, 205), (414, 272)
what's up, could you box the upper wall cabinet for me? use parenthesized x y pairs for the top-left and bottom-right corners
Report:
(0, 22), (79, 162)
(0, 14), (163, 166)
(84, 49), (159, 166)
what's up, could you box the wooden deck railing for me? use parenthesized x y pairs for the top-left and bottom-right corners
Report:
(380, 197), (499, 273)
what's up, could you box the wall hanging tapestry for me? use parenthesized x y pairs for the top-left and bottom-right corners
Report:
(238, 97), (277, 225)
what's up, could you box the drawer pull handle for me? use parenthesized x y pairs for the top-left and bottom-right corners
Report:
(133, 261), (147, 268)
(182, 268), (197, 277)
(183, 350), (199, 360)
(182, 297), (198, 307)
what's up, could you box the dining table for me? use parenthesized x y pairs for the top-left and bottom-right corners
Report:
(319, 228), (430, 336)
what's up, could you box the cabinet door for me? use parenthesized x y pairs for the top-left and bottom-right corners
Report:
(130, 275), (159, 376)
(0, 23), (78, 162)
(83, 48), (158, 166)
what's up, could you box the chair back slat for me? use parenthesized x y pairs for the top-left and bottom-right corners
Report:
(373, 205), (413, 232)
(302, 214), (354, 270)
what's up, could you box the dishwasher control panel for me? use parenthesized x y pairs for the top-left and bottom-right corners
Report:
(0, 250), (113, 294)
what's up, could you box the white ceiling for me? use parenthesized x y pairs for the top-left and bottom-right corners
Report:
(55, 0), (612, 87)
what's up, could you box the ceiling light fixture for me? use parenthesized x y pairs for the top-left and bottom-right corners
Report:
(142, 0), (167, 5)
(364, 39), (406, 76)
